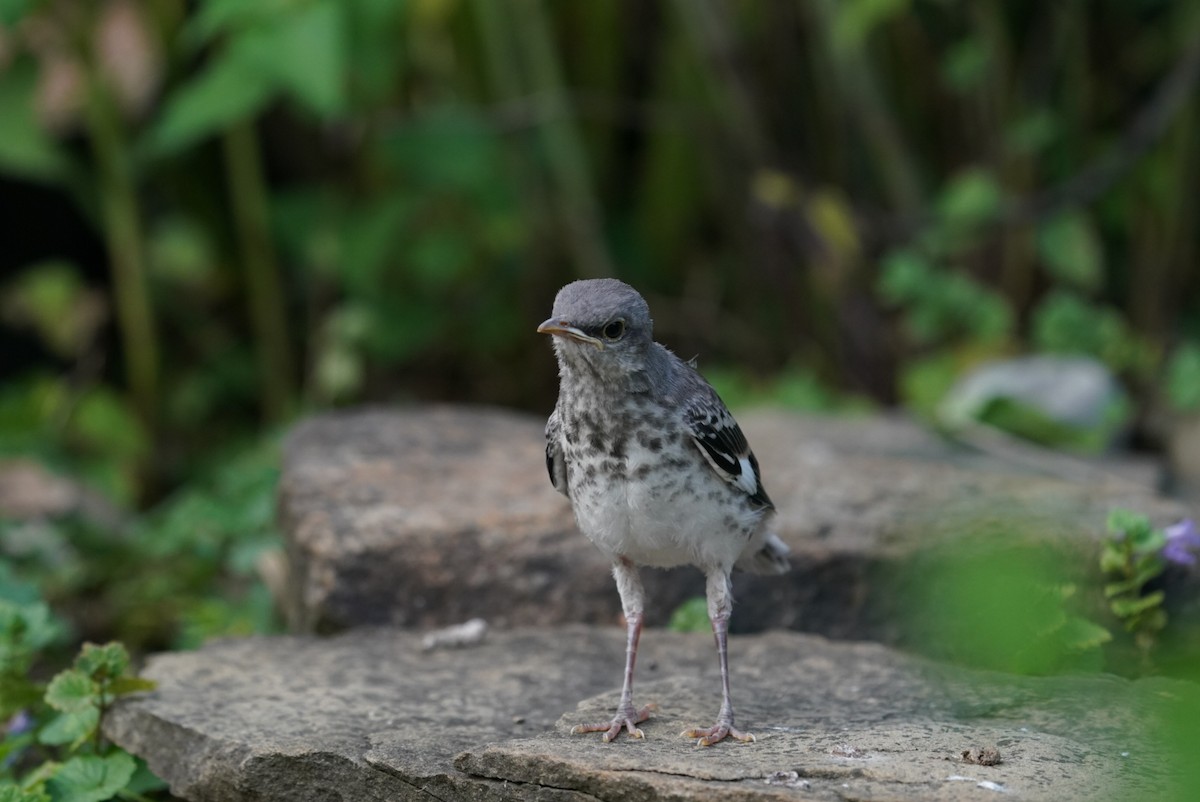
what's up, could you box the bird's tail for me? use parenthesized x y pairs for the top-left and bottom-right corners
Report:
(736, 532), (790, 575)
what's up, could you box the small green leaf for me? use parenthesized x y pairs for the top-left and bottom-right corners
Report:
(144, 53), (272, 156)
(937, 168), (1002, 229)
(942, 37), (990, 92)
(109, 676), (157, 697)
(45, 752), (136, 802)
(0, 782), (51, 802)
(668, 597), (710, 633)
(1107, 509), (1149, 537)
(1109, 590), (1165, 618)
(1058, 616), (1113, 652)
(74, 642), (130, 681)
(1037, 211), (1103, 292)
(44, 670), (96, 714)
(37, 708), (99, 748)
(1165, 343), (1200, 412)
(0, 62), (73, 183)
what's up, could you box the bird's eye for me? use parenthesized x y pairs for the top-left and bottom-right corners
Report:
(603, 319), (626, 340)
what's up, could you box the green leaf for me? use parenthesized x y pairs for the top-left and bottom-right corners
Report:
(108, 676), (157, 697)
(942, 37), (990, 92)
(74, 642), (130, 681)
(44, 753), (136, 802)
(668, 597), (710, 633)
(145, 53), (272, 156)
(1107, 508), (1151, 539)
(831, 0), (910, 53)
(877, 250), (932, 303)
(1037, 211), (1104, 292)
(37, 708), (99, 748)
(937, 168), (1002, 229)
(0, 62), (73, 183)
(256, 1), (346, 117)
(44, 670), (96, 714)
(1058, 616), (1112, 652)
(1165, 342), (1200, 412)
(0, 600), (65, 677)
(1109, 590), (1165, 618)
(1006, 110), (1060, 155)
(0, 782), (50, 802)
(1099, 543), (1128, 574)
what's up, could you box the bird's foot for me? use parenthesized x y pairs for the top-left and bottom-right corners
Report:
(681, 718), (756, 747)
(571, 702), (656, 742)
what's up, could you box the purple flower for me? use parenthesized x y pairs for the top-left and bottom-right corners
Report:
(4, 710), (34, 736)
(1161, 519), (1200, 566)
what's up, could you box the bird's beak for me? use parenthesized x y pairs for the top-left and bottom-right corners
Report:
(537, 318), (604, 349)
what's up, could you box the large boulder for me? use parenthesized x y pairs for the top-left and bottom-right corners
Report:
(105, 626), (1177, 802)
(278, 406), (1186, 637)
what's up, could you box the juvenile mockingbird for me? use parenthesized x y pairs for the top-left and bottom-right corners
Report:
(538, 278), (789, 747)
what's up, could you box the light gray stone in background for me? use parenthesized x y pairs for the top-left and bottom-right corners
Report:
(939, 355), (1127, 437)
(105, 626), (1172, 802)
(278, 406), (1187, 638)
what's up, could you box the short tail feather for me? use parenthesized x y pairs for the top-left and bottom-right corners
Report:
(736, 533), (790, 575)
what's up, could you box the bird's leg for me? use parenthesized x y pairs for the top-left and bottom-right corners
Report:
(682, 571), (756, 746)
(572, 558), (654, 741)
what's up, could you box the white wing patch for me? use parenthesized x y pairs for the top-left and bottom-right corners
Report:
(690, 436), (757, 496)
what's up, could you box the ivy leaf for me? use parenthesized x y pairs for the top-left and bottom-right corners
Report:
(1109, 591), (1165, 619)
(37, 708), (99, 748)
(74, 643), (130, 681)
(0, 782), (51, 802)
(44, 753), (136, 802)
(44, 670), (95, 714)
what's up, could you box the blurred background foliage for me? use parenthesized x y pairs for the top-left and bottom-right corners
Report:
(0, 0), (1198, 674)
(1, 1), (1199, 795)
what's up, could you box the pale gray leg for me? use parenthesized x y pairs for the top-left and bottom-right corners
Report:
(572, 558), (655, 741)
(681, 570), (756, 746)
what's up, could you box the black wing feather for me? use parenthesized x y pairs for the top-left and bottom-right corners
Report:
(683, 388), (773, 510)
(545, 409), (570, 498)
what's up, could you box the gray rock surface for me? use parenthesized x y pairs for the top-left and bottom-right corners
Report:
(105, 626), (1172, 802)
(279, 406), (1186, 638)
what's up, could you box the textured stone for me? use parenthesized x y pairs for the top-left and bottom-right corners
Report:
(105, 626), (1175, 802)
(278, 406), (1186, 638)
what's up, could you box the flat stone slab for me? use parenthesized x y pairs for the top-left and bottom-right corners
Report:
(106, 626), (1177, 801)
(278, 406), (1189, 639)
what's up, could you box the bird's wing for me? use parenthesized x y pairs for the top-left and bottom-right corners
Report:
(683, 388), (773, 510)
(545, 409), (570, 498)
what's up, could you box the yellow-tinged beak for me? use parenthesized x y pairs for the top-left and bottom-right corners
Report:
(537, 318), (605, 349)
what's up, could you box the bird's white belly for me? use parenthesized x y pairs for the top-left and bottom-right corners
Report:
(569, 441), (762, 571)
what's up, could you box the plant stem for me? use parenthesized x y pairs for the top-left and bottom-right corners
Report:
(83, 76), (159, 430)
(222, 120), (294, 422)
(510, 0), (614, 279)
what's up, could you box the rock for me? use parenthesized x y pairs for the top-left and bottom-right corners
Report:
(278, 406), (1186, 640)
(939, 355), (1127, 446)
(105, 626), (1177, 801)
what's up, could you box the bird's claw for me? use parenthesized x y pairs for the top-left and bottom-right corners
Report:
(571, 704), (654, 742)
(681, 722), (756, 747)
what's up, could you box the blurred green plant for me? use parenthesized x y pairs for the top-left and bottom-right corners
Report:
(1101, 511), (1200, 673)
(667, 597), (710, 634)
(1, 605), (161, 802)
(0, 437), (282, 653)
(898, 534), (1111, 676)
(1100, 510), (1169, 658)
(1165, 343), (1200, 412)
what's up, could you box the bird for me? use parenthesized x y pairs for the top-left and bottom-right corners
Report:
(537, 278), (790, 747)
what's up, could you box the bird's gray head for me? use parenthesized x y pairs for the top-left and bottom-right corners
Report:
(537, 279), (658, 387)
